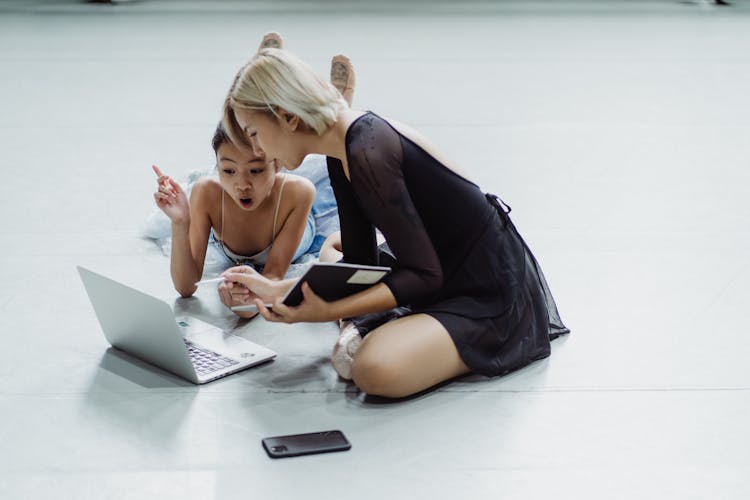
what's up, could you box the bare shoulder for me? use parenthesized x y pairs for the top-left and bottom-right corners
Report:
(281, 173), (315, 203)
(189, 176), (222, 209)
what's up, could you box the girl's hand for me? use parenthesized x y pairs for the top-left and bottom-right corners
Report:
(255, 282), (334, 324)
(152, 165), (190, 225)
(221, 265), (283, 303)
(217, 278), (254, 309)
(218, 267), (265, 319)
(218, 284), (259, 319)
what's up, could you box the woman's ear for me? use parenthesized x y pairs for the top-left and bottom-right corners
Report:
(276, 107), (300, 132)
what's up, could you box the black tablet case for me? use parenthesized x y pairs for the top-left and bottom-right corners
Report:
(282, 262), (391, 306)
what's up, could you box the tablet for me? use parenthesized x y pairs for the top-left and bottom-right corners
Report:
(231, 303), (272, 313)
(281, 262), (391, 307)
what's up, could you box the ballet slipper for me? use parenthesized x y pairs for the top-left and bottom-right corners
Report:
(331, 321), (362, 380)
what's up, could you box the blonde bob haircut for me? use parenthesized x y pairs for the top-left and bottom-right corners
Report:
(223, 48), (347, 149)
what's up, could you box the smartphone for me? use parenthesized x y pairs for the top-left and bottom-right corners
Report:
(262, 430), (351, 459)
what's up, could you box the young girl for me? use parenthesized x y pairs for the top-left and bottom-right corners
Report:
(152, 33), (354, 318)
(219, 48), (569, 398)
(152, 123), (315, 316)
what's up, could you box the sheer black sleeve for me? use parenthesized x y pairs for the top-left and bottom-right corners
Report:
(326, 155), (378, 265)
(342, 114), (443, 306)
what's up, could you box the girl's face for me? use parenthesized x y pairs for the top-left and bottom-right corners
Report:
(233, 108), (307, 170)
(216, 141), (279, 211)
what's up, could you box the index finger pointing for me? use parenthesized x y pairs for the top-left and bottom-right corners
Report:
(152, 164), (166, 177)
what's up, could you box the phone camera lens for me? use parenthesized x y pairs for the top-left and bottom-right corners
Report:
(271, 445), (288, 452)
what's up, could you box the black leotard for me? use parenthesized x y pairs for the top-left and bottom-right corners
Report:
(327, 112), (568, 376)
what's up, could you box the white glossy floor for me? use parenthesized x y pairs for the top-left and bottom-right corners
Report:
(1, 0), (749, 498)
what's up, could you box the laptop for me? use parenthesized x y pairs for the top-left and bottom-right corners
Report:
(77, 265), (276, 384)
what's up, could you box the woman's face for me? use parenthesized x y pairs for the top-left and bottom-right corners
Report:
(216, 141), (279, 211)
(233, 108), (306, 170)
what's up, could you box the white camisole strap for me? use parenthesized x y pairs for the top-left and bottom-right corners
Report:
(271, 173), (287, 242)
(220, 185), (225, 241)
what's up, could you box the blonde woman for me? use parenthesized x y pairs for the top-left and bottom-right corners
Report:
(220, 49), (569, 398)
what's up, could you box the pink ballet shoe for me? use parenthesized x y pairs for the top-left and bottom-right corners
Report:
(331, 321), (362, 380)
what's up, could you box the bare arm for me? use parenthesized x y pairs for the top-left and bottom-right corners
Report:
(160, 175), (212, 297)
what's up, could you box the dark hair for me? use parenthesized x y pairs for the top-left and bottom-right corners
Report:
(211, 121), (232, 154)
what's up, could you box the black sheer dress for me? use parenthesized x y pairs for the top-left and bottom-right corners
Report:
(326, 112), (569, 377)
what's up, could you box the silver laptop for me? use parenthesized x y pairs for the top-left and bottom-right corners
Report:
(77, 265), (276, 384)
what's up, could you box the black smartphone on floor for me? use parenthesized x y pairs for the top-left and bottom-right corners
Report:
(262, 430), (351, 459)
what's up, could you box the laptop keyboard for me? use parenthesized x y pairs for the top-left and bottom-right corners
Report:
(184, 340), (239, 375)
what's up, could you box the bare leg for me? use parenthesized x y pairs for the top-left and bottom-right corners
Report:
(330, 55), (355, 107)
(350, 314), (470, 398)
(258, 31), (284, 51)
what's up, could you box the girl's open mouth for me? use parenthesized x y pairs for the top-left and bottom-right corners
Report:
(239, 197), (253, 208)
